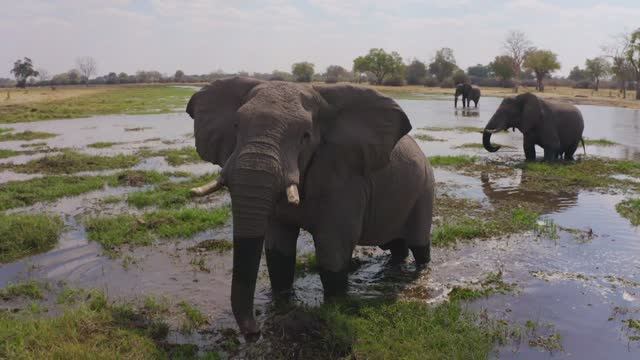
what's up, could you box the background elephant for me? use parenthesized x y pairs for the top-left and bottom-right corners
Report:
(454, 83), (481, 108)
(483, 93), (585, 161)
(187, 77), (434, 338)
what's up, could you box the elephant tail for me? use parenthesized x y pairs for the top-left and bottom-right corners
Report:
(581, 137), (586, 156)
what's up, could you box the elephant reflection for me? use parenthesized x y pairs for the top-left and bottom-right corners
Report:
(480, 171), (578, 214)
(454, 109), (480, 118)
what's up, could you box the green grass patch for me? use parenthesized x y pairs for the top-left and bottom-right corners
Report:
(455, 142), (513, 150)
(20, 142), (47, 148)
(127, 173), (218, 209)
(584, 138), (618, 146)
(420, 126), (484, 133)
(295, 252), (318, 273)
(429, 155), (478, 167)
(449, 271), (517, 301)
(265, 299), (508, 359)
(187, 238), (232, 253)
(1, 150), (141, 174)
(0, 214), (63, 263)
(0, 281), (44, 301)
(84, 206), (231, 251)
(178, 301), (208, 332)
(0, 86), (196, 123)
(0, 130), (57, 142)
(0, 170), (168, 211)
(413, 133), (446, 142)
(139, 146), (203, 166)
(0, 149), (21, 159)
(616, 198), (640, 226)
(87, 141), (123, 148)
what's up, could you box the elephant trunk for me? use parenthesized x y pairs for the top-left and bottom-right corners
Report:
(483, 130), (501, 152)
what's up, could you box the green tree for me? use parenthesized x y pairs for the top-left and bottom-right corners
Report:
(292, 62), (315, 82)
(428, 48), (457, 82)
(467, 64), (491, 78)
(174, 70), (184, 82)
(324, 65), (349, 83)
(489, 55), (515, 83)
(353, 48), (404, 85)
(405, 59), (428, 85)
(568, 66), (589, 82)
(523, 49), (561, 92)
(452, 69), (468, 85)
(106, 72), (119, 84)
(585, 57), (611, 91)
(10, 57), (39, 88)
(626, 28), (640, 100)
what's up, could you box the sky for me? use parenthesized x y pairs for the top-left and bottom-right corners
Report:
(1, 0), (639, 78)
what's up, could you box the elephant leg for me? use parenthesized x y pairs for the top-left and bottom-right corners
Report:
(543, 148), (560, 161)
(405, 189), (432, 266)
(265, 221), (300, 300)
(564, 142), (578, 161)
(380, 238), (409, 264)
(523, 134), (537, 161)
(315, 231), (353, 298)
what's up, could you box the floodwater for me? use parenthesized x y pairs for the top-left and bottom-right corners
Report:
(1, 95), (640, 358)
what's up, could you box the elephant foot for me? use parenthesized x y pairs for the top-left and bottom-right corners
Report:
(265, 249), (296, 301)
(319, 269), (348, 298)
(409, 245), (430, 266)
(380, 238), (409, 265)
(237, 317), (261, 342)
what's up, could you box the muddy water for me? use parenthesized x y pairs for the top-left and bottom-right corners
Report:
(1, 96), (640, 358)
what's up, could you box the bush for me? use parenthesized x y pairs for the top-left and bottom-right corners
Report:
(440, 78), (455, 88)
(424, 77), (440, 87)
(573, 81), (591, 89)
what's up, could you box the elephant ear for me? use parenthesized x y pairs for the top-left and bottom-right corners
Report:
(516, 92), (545, 133)
(186, 77), (263, 166)
(313, 84), (412, 174)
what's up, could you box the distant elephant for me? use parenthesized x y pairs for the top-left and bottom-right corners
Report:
(454, 83), (481, 108)
(186, 77), (434, 338)
(483, 93), (585, 161)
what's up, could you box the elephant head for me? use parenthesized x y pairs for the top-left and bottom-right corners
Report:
(186, 77), (411, 337)
(483, 93), (544, 152)
(454, 83), (469, 108)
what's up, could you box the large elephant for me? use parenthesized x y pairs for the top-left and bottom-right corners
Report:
(187, 77), (434, 338)
(454, 83), (481, 108)
(483, 93), (585, 161)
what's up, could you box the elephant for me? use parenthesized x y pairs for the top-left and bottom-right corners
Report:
(482, 93), (585, 161)
(454, 83), (481, 108)
(186, 77), (435, 338)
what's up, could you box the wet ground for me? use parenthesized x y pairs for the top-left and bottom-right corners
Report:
(1, 94), (640, 358)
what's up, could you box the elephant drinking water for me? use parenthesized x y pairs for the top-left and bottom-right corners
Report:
(186, 77), (435, 338)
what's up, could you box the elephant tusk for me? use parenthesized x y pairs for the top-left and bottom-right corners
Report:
(190, 179), (224, 197)
(286, 184), (300, 206)
(484, 128), (502, 134)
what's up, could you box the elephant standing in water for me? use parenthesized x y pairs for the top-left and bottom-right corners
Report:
(454, 83), (481, 108)
(187, 77), (434, 338)
(483, 93), (585, 161)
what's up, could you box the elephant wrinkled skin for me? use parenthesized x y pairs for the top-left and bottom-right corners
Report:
(483, 93), (585, 161)
(186, 77), (435, 338)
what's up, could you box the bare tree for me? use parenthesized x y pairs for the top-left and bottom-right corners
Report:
(503, 30), (534, 92)
(603, 34), (634, 98)
(36, 68), (50, 83)
(76, 56), (97, 86)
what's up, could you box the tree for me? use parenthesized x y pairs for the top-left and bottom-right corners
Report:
(503, 30), (534, 91)
(452, 69), (468, 85)
(467, 64), (491, 78)
(405, 59), (428, 85)
(174, 70), (184, 82)
(118, 72), (129, 83)
(67, 69), (81, 85)
(324, 65), (349, 83)
(76, 56), (97, 86)
(271, 70), (293, 81)
(106, 72), (119, 84)
(428, 48), (457, 82)
(568, 66), (589, 82)
(523, 49), (561, 92)
(36, 68), (50, 83)
(10, 57), (39, 88)
(353, 48), (404, 85)
(489, 55), (515, 83)
(626, 28), (640, 100)
(584, 57), (611, 91)
(291, 62), (314, 82)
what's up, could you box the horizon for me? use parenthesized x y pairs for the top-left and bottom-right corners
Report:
(2, 0), (639, 79)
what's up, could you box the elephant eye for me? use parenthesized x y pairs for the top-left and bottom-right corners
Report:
(301, 132), (311, 145)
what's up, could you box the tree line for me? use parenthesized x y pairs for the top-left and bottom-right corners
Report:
(4, 29), (640, 100)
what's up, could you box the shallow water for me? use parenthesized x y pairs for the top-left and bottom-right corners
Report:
(1, 96), (640, 358)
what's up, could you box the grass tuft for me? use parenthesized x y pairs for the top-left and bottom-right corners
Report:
(413, 133), (446, 142)
(0, 130), (57, 142)
(0, 281), (44, 301)
(584, 138), (618, 146)
(87, 141), (122, 148)
(2, 150), (140, 174)
(616, 198), (640, 226)
(126, 173), (218, 209)
(429, 155), (478, 167)
(178, 301), (207, 332)
(0, 214), (63, 263)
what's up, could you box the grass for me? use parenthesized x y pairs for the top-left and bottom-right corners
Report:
(0, 214), (63, 263)
(139, 146), (203, 166)
(616, 198), (640, 226)
(265, 299), (509, 359)
(0, 130), (57, 142)
(295, 252), (318, 273)
(584, 138), (618, 146)
(20, 142), (47, 148)
(178, 301), (208, 332)
(0, 281), (44, 301)
(455, 142), (514, 150)
(84, 206), (231, 251)
(413, 133), (446, 142)
(126, 173), (219, 209)
(87, 141), (122, 148)
(419, 126), (484, 133)
(187, 238), (233, 253)
(449, 271), (517, 301)
(0, 170), (168, 211)
(0, 85), (196, 123)
(1, 150), (141, 174)
(429, 155), (478, 167)
(0, 149), (21, 159)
